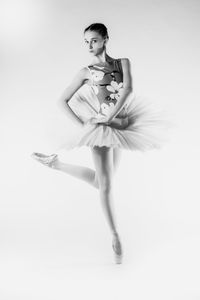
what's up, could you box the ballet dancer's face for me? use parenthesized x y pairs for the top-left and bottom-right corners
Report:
(84, 31), (107, 55)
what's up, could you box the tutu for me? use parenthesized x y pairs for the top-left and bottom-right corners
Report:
(57, 83), (173, 152)
(55, 59), (173, 152)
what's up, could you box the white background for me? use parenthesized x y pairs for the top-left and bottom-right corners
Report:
(1, 0), (200, 299)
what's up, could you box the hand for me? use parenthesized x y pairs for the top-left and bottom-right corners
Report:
(84, 115), (129, 129)
(85, 114), (110, 126)
(109, 116), (129, 129)
(93, 114), (110, 125)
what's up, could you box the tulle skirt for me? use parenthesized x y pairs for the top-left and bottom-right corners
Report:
(57, 84), (173, 152)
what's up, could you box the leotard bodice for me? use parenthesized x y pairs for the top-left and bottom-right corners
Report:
(86, 59), (128, 118)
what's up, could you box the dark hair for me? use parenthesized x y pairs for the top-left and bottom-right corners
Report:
(84, 23), (109, 39)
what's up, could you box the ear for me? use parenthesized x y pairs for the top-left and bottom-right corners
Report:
(104, 37), (109, 45)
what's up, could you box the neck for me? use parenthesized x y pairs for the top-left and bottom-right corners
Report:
(91, 51), (113, 65)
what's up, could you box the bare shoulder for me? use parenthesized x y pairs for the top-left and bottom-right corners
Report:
(78, 66), (91, 83)
(80, 66), (90, 74)
(76, 66), (89, 79)
(119, 58), (133, 90)
(58, 67), (90, 103)
(120, 58), (132, 69)
(70, 66), (90, 85)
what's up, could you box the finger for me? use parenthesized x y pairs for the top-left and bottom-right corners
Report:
(98, 118), (107, 123)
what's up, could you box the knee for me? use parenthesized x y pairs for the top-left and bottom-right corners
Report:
(93, 173), (99, 189)
(99, 177), (113, 193)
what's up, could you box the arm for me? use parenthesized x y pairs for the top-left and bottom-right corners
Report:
(57, 67), (88, 127)
(107, 58), (133, 123)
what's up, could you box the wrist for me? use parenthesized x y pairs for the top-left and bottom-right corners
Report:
(107, 116), (114, 123)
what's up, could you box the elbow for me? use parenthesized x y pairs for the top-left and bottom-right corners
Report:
(124, 88), (132, 98)
(128, 87), (133, 94)
(124, 86), (133, 94)
(57, 97), (69, 107)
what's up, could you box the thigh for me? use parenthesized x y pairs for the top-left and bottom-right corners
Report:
(91, 146), (113, 187)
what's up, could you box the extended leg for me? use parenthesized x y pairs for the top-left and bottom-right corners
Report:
(52, 148), (122, 190)
(53, 158), (97, 188)
(33, 148), (122, 190)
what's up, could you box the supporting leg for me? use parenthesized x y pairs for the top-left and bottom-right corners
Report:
(91, 146), (123, 263)
(91, 146), (118, 235)
(93, 147), (122, 189)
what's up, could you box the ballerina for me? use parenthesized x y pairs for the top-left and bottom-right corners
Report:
(31, 22), (169, 264)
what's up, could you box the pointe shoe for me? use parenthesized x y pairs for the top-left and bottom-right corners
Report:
(31, 152), (58, 168)
(112, 234), (123, 264)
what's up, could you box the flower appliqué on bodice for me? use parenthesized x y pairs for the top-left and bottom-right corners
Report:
(89, 64), (124, 117)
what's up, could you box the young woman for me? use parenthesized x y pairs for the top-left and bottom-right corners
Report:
(31, 23), (169, 264)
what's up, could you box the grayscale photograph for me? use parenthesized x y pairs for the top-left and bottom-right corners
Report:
(1, 0), (199, 299)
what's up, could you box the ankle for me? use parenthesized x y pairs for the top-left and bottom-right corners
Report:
(51, 158), (60, 169)
(112, 231), (119, 238)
